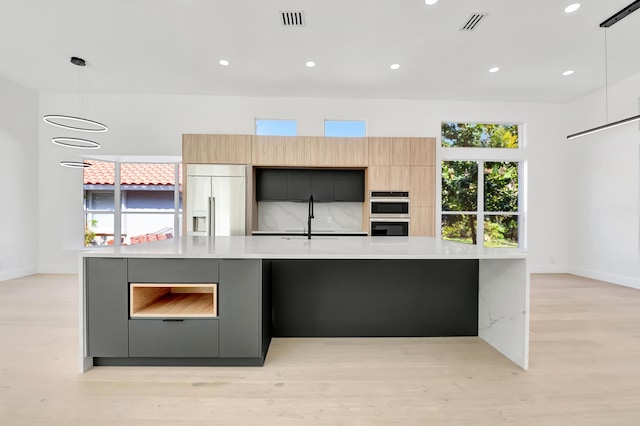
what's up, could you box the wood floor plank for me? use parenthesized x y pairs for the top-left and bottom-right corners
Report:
(0, 273), (639, 424)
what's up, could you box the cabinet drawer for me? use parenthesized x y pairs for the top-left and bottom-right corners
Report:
(128, 259), (219, 283)
(129, 319), (219, 357)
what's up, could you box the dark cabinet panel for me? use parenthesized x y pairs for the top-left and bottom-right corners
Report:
(257, 168), (364, 202)
(219, 259), (262, 358)
(256, 169), (288, 201)
(310, 170), (335, 201)
(287, 169), (311, 201)
(128, 259), (218, 283)
(86, 258), (128, 357)
(334, 170), (364, 201)
(129, 319), (219, 357)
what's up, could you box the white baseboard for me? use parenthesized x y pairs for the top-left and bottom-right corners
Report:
(0, 267), (38, 282)
(529, 264), (569, 274)
(568, 266), (640, 290)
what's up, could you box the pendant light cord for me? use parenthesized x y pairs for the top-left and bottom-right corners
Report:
(604, 28), (609, 123)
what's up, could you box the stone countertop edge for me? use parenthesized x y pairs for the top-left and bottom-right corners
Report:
(80, 236), (527, 260)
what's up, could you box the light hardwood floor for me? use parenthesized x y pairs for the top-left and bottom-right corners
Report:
(1, 273), (639, 425)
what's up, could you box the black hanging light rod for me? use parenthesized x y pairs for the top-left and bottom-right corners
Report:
(600, 0), (640, 27)
(567, 1), (640, 140)
(566, 114), (640, 140)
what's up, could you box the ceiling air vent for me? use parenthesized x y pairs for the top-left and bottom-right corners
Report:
(460, 13), (488, 31)
(281, 11), (305, 27)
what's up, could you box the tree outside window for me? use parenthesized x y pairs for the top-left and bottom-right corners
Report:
(441, 122), (522, 248)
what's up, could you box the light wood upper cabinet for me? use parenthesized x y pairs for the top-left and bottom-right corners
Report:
(368, 138), (391, 165)
(390, 138), (412, 166)
(410, 166), (435, 207)
(368, 166), (390, 191)
(389, 166), (411, 191)
(410, 137), (436, 166)
(183, 134), (252, 164)
(305, 136), (335, 166)
(285, 137), (307, 166)
(252, 136), (287, 166)
(410, 206), (435, 237)
(333, 137), (368, 166)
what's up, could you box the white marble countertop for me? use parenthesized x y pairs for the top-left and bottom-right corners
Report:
(252, 230), (368, 236)
(81, 236), (526, 260)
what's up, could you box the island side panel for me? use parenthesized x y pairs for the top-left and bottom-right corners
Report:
(85, 258), (129, 358)
(219, 259), (263, 359)
(271, 259), (479, 337)
(478, 258), (529, 369)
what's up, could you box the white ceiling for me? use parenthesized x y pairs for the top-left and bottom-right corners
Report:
(1, 0), (639, 103)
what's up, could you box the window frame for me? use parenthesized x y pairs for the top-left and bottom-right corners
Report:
(83, 160), (182, 248)
(438, 121), (526, 249)
(323, 119), (367, 137)
(255, 119), (298, 136)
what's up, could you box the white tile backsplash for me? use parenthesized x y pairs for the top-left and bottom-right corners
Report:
(258, 202), (363, 232)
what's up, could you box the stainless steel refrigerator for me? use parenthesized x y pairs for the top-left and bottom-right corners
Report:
(186, 164), (246, 236)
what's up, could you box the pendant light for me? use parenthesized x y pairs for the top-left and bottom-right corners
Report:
(46, 56), (108, 167)
(567, 1), (640, 140)
(60, 161), (92, 169)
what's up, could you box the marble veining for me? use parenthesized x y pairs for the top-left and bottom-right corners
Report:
(258, 202), (362, 232)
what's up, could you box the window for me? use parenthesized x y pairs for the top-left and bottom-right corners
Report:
(441, 122), (519, 148)
(255, 119), (297, 136)
(440, 122), (524, 248)
(324, 120), (366, 137)
(83, 160), (182, 247)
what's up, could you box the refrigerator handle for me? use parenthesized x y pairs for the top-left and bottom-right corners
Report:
(209, 196), (216, 236)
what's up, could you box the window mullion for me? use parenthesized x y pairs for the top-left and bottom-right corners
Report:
(477, 161), (484, 247)
(114, 163), (122, 246)
(174, 163), (180, 238)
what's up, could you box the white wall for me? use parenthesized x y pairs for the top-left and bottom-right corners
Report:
(38, 94), (570, 273)
(0, 76), (39, 281)
(566, 72), (640, 289)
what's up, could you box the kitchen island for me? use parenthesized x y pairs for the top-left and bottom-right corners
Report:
(80, 236), (528, 371)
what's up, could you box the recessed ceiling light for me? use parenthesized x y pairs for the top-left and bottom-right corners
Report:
(489, 66), (500, 73)
(562, 70), (574, 76)
(306, 61), (316, 68)
(564, 3), (580, 13)
(219, 59), (230, 66)
(390, 63), (400, 70)
(425, 0), (439, 5)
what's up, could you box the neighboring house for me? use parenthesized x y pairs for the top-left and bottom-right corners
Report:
(84, 160), (181, 245)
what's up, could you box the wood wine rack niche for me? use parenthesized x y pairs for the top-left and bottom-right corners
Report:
(130, 283), (218, 318)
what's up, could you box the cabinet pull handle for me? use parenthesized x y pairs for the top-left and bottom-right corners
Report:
(162, 319), (184, 322)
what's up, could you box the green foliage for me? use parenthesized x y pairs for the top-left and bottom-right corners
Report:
(441, 161), (477, 211)
(84, 218), (98, 247)
(442, 160), (519, 247)
(442, 215), (475, 245)
(484, 162), (518, 212)
(441, 122), (519, 148)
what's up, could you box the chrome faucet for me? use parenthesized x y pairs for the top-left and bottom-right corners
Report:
(307, 194), (314, 239)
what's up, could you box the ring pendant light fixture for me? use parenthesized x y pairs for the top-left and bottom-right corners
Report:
(51, 137), (101, 149)
(59, 161), (91, 169)
(44, 115), (108, 133)
(567, 1), (640, 140)
(45, 56), (108, 167)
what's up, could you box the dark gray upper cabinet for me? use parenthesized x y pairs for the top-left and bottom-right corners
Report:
(287, 169), (311, 201)
(256, 169), (288, 201)
(334, 170), (365, 202)
(310, 170), (334, 201)
(256, 168), (364, 202)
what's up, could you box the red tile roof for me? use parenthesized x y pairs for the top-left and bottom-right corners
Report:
(84, 160), (182, 186)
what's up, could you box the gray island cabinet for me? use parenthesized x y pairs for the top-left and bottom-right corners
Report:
(80, 236), (529, 371)
(84, 256), (269, 368)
